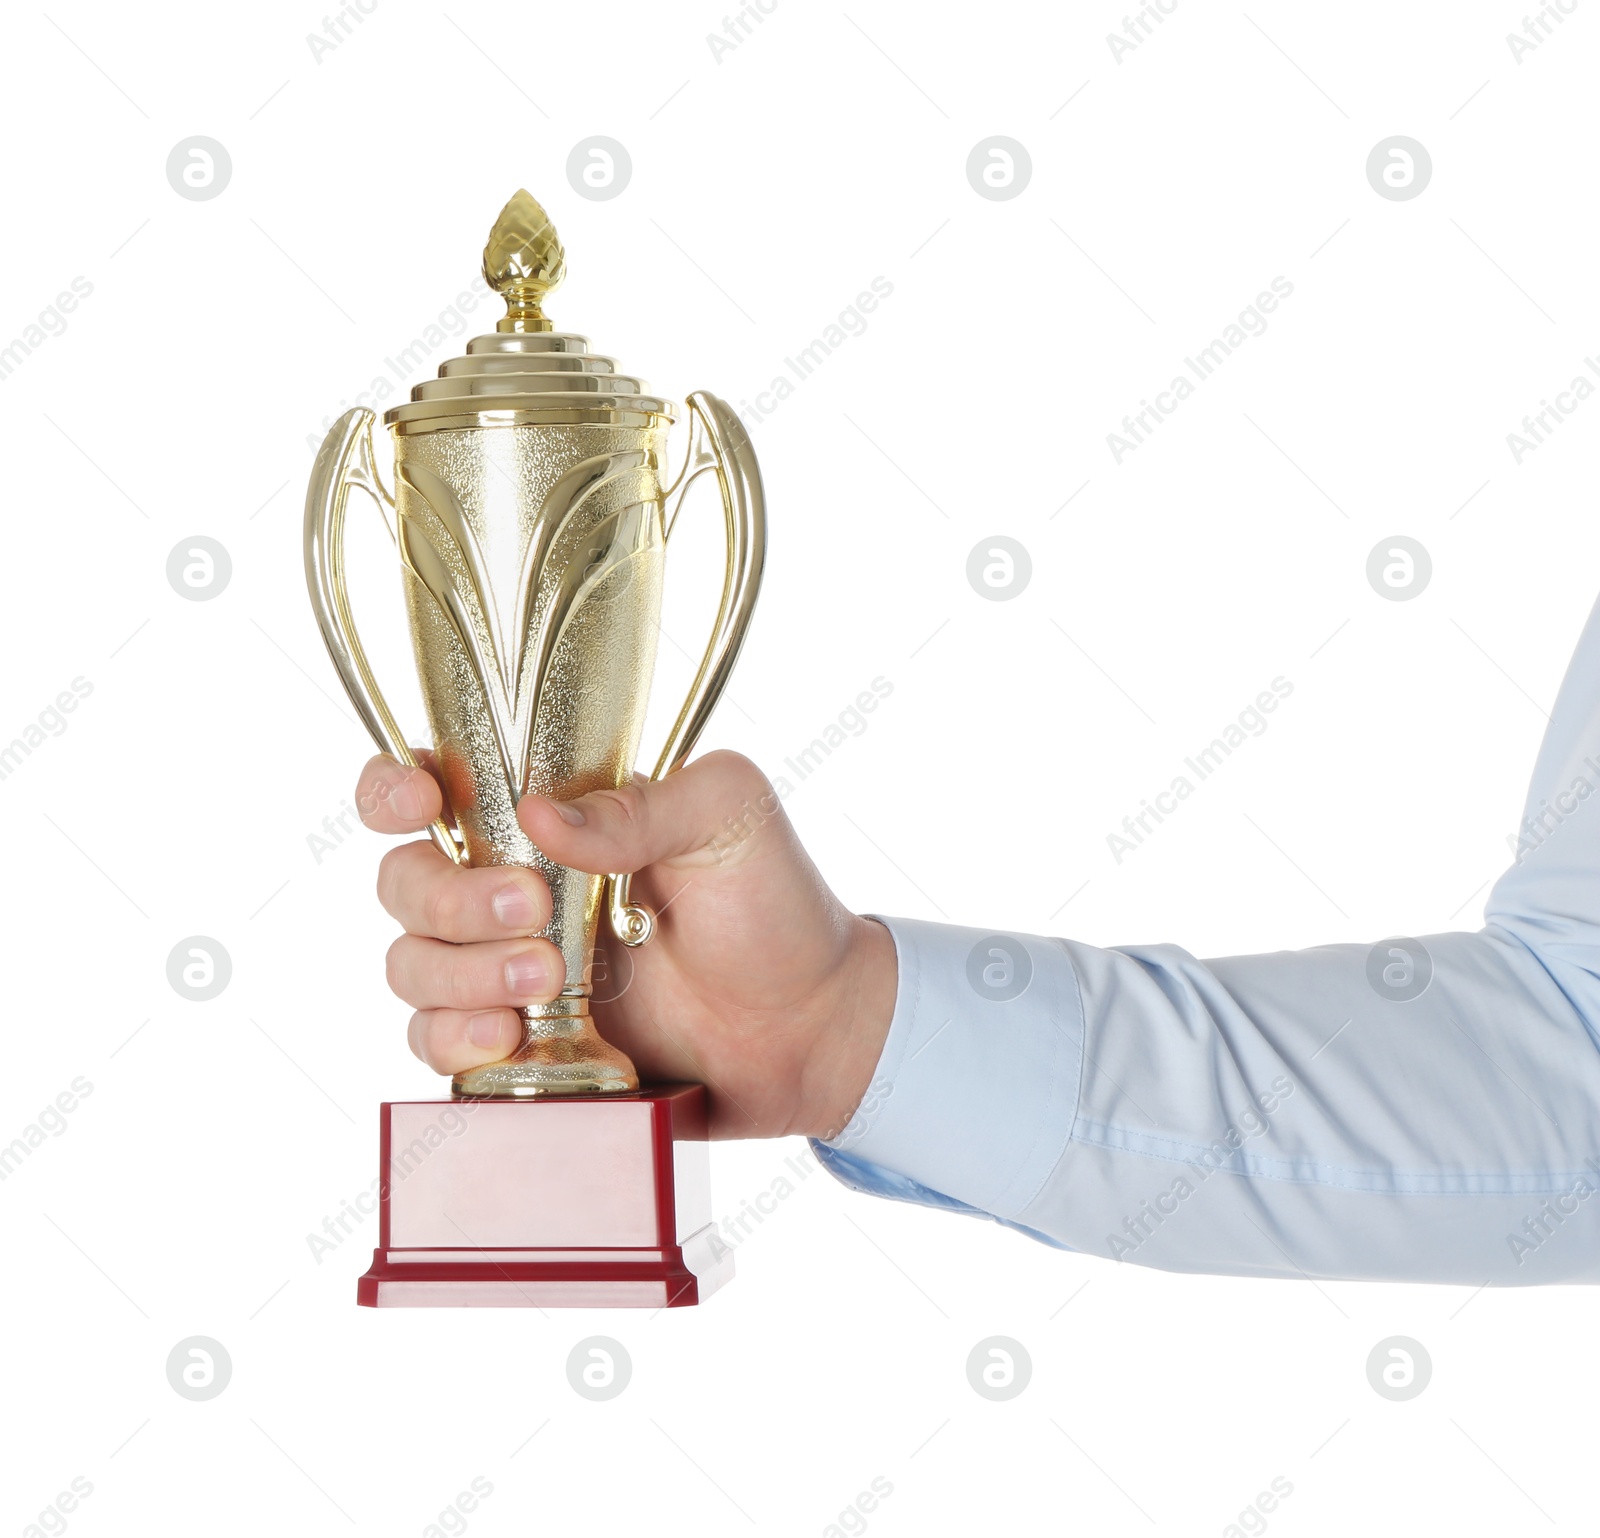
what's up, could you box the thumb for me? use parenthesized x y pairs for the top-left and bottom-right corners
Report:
(518, 750), (778, 876)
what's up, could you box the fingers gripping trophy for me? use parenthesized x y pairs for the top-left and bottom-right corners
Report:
(304, 191), (765, 1307)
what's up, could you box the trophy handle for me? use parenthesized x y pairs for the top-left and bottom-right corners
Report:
(606, 391), (767, 947)
(304, 408), (463, 866)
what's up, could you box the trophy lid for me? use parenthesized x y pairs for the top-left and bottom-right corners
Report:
(384, 190), (673, 433)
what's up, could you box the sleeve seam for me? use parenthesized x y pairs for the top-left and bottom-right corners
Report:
(1001, 935), (1089, 1218)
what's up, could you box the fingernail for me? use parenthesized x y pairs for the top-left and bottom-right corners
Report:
(551, 799), (586, 826)
(504, 952), (549, 1000)
(468, 1011), (510, 1050)
(491, 882), (538, 931)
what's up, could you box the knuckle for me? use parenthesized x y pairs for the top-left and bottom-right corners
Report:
(354, 758), (386, 819)
(595, 781), (651, 834)
(701, 748), (771, 799)
(415, 1016), (449, 1073)
(375, 845), (408, 913)
(534, 937), (568, 992)
(384, 935), (411, 997)
(456, 953), (497, 1010)
(520, 874), (554, 929)
(421, 873), (466, 939)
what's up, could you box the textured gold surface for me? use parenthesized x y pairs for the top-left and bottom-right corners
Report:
(304, 192), (768, 1099)
(395, 419), (665, 1096)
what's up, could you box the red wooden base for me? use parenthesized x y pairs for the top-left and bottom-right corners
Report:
(357, 1084), (732, 1308)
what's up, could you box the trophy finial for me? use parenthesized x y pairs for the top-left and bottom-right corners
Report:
(483, 189), (566, 333)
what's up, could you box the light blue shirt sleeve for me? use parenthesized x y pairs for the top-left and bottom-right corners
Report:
(815, 592), (1600, 1285)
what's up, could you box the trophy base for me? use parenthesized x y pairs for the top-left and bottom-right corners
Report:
(356, 1083), (732, 1309)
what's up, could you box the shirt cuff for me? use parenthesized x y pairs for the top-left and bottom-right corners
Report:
(812, 914), (1086, 1222)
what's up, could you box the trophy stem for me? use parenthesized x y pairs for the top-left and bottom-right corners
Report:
(451, 993), (639, 1099)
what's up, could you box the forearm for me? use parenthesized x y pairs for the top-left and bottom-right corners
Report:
(817, 915), (1600, 1284)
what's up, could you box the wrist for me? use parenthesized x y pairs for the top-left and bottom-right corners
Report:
(796, 915), (897, 1140)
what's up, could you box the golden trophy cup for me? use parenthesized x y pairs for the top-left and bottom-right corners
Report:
(304, 191), (764, 1307)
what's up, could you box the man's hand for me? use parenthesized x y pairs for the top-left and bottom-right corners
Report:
(356, 750), (896, 1139)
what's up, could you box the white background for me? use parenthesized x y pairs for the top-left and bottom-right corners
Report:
(1, 1), (1595, 1533)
